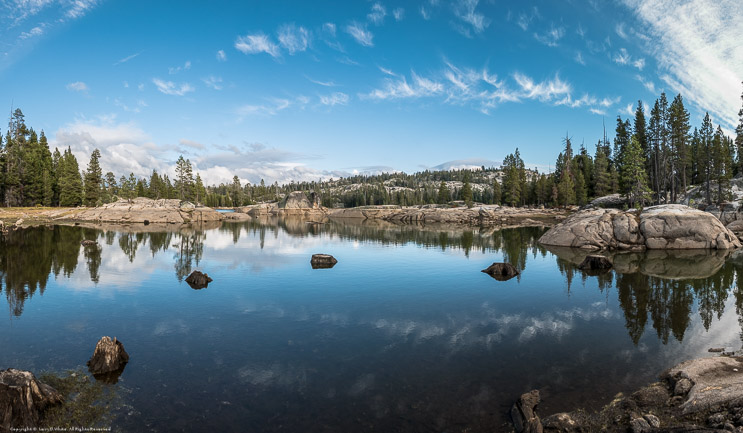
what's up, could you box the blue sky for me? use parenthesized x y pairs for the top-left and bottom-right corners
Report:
(1, 0), (741, 186)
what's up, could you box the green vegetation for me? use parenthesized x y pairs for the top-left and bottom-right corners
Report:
(39, 368), (120, 430)
(2, 86), (743, 208)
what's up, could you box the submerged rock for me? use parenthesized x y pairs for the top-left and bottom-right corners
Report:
(0, 368), (63, 430)
(481, 262), (520, 281)
(185, 271), (213, 289)
(311, 254), (338, 269)
(87, 336), (129, 383)
(539, 204), (741, 250)
(578, 255), (613, 271)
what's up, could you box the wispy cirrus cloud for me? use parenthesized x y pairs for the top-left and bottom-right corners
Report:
(168, 60), (191, 75)
(623, 0), (743, 128)
(202, 75), (223, 90)
(277, 23), (310, 54)
(367, 3), (386, 25)
(453, 0), (490, 36)
(234, 33), (280, 57)
(534, 24), (565, 47)
(216, 50), (227, 61)
(345, 22), (373, 47)
(19, 25), (44, 40)
(152, 78), (194, 96)
(113, 51), (141, 66)
(392, 7), (404, 21)
(319, 92), (349, 106)
(66, 81), (88, 93)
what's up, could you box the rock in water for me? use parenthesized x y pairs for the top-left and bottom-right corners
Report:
(185, 271), (213, 289)
(0, 368), (63, 430)
(311, 254), (337, 269)
(481, 262), (520, 281)
(511, 390), (543, 433)
(578, 255), (613, 271)
(87, 336), (129, 383)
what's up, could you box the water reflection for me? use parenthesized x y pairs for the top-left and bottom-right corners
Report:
(3, 219), (743, 348)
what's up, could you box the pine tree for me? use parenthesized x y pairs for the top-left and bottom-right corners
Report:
(231, 175), (242, 206)
(634, 100), (649, 171)
(557, 135), (576, 206)
(83, 149), (103, 206)
(622, 136), (651, 208)
(711, 125), (732, 205)
(39, 132), (54, 206)
(593, 143), (612, 197)
(195, 173), (206, 204)
(700, 113), (714, 204)
(437, 180), (449, 204)
(668, 94), (690, 199)
(461, 171), (473, 207)
(574, 169), (587, 206)
(492, 179), (501, 205)
(58, 147), (83, 206)
(502, 149), (524, 207)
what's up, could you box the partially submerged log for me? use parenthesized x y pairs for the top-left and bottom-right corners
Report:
(0, 368), (63, 430)
(481, 262), (520, 281)
(311, 254), (338, 269)
(87, 336), (129, 383)
(185, 270), (213, 289)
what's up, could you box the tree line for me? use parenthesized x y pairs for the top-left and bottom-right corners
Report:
(2, 85), (742, 209)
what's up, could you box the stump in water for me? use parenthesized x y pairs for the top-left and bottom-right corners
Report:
(185, 270), (213, 289)
(0, 368), (63, 430)
(311, 254), (337, 269)
(511, 390), (543, 433)
(578, 255), (613, 271)
(87, 337), (129, 384)
(481, 262), (520, 281)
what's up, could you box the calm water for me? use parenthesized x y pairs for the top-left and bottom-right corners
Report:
(2, 218), (743, 432)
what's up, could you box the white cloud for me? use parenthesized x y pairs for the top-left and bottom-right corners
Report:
(453, 0), (490, 35)
(319, 92), (349, 106)
(152, 78), (194, 96)
(19, 25), (44, 40)
(534, 24), (565, 47)
(624, 0), (743, 128)
(517, 7), (539, 31)
(168, 60), (191, 75)
(234, 33), (280, 57)
(513, 72), (571, 101)
(65, 0), (98, 19)
(113, 52), (141, 66)
(202, 75), (223, 90)
(362, 70), (444, 100)
(322, 22), (336, 37)
(345, 22), (373, 47)
(623, 103), (635, 116)
(66, 81), (88, 92)
(236, 98), (296, 117)
(633, 58), (646, 70)
(635, 74), (656, 93)
(392, 7), (404, 21)
(306, 76), (336, 87)
(575, 51), (586, 65)
(216, 50), (227, 62)
(613, 47), (631, 65)
(615, 22), (628, 39)
(420, 6), (430, 20)
(367, 3), (386, 25)
(277, 23), (310, 54)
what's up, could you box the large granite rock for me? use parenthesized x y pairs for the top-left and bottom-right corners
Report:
(539, 205), (741, 250)
(69, 198), (223, 225)
(0, 368), (63, 430)
(279, 191), (321, 209)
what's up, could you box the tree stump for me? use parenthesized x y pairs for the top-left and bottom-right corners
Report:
(578, 255), (613, 271)
(511, 390), (543, 433)
(0, 368), (63, 430)
(87, 337), (129, 383)
(481, 262), (520, 281)
(185, 271), (213, 289)
(311, 254), (337, 269)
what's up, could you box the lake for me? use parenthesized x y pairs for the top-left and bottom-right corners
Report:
(2, 217), (742, 432)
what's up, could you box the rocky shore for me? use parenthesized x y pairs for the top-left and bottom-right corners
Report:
(513, 355), (743, 433)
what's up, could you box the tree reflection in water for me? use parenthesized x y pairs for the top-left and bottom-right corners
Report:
(4, 220), (743, 347)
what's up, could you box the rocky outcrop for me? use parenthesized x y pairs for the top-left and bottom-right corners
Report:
(584, 193), (629, 209)
(310, 254), (337, 269)
(511, 390), (543, 433)
(523, 356), (743, 432)
(279, 191), (321, 209)
(539, 205), (741, 250)
(329, 205), (567, 227)
(87, 336), (129, 383)
(481, 262), (520, 281)
(68, 198), (223, 225)
(185, 270), (213, 289)
(241, 192), (328, 219)
(0, 368), (63, 430)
